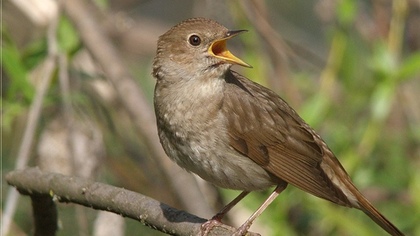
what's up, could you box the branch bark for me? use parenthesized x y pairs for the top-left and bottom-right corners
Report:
(6, 168), (259, 236)
(31, 194), (58, 236)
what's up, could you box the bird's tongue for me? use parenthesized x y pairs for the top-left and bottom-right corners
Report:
(211, 40), (229, 57)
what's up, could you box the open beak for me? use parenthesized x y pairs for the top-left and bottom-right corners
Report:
(208, 30), (252, 68)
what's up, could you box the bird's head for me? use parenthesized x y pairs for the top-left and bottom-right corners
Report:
(153, 18), (251, 81)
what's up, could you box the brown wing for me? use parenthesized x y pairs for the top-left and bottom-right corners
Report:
(222, 71), (352, 206)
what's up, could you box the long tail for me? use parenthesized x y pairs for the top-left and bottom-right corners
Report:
(356, 194), (404, 236)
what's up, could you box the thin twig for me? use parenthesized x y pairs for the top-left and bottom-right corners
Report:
(238, 0), (299, 103)
(31, 194), (58, 236)
(1, 11), (59, 235)
(58, 51), (91, 236)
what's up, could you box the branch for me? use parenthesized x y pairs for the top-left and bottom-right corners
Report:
(6, 168), (259, 236)
(31, 194), (58, 236)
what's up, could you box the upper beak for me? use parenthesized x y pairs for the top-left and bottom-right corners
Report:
(208, 30), (252, 68)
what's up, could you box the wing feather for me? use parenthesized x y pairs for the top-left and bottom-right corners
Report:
(223, 71), (351, 206)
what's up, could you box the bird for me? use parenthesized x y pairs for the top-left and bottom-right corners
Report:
(152, 17), (404, 236)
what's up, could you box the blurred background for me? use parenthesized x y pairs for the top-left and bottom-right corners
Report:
(2, 0), (420, 235)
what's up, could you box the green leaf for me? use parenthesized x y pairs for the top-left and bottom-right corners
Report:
(1, 34), (34, 101)
(1, 99), (26, 133)
(370, 42), (396, 80)
(370, 82), (395, 120)
(397, 52), (420, 81)
(23, 39), (48, 70)
(58, 16), (80, 53)
(337, 0), (357, 26)
(2, 40), (27, 82)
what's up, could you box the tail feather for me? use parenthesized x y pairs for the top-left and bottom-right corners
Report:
(357, 195), (404, 236)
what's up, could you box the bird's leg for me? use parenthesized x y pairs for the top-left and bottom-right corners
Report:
(234, 184), (288, 236)
(201, 191), (250, 235)
(212, 190), (250, 221)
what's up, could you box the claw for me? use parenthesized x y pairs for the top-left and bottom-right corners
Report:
(200, 219), (223, 236)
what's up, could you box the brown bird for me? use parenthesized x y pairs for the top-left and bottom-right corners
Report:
(153, 17), (404, 236)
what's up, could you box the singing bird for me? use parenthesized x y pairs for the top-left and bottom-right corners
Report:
(153, 17), (404, 236)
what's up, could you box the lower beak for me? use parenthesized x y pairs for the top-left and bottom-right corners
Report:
(208, 30), (252, 68)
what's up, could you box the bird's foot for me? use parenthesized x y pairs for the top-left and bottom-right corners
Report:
(200, 218), (223, 236)
(232, 223), (250, 236)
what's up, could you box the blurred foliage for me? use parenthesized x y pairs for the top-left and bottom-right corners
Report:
(2, 0), (419, 235)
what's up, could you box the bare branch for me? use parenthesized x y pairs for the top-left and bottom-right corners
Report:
(6, 168), (260, 236)
(31, 194), (58, 236)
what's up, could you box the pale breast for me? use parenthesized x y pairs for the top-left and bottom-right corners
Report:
(155, 77), (275, 191)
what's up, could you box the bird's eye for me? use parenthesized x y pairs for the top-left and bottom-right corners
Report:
(188, 35), (201, 46)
